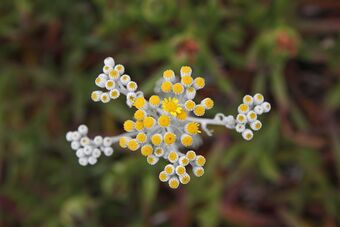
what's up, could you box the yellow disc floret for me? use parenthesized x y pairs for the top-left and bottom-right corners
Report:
(181, 75), (193, 87)
(123, 120), (135, 132)
(149, 95), (161, 107)
(176, 165), (186, 176)
(196, 155), (206, 166)
(163, 69), (175, 81)
(193, 105), (205, 116)
(141, 144), (153, 156)
(134, 109), (146, 121)
(127, 139), (139, 151)
(159, 171), (169, 182)
(185, 122), (201, 135)
(184, 100), (195, 111)
(180, 174), (191, 184)
(180, 66), (192, 76)
(238, 104), (249, 114)
(135, 120), (144, 131)
(161, 81), (172, 93)
(202, 98), (214, 110)
(172, 83), (184, 95)
(164, 132), (176, 145)
(136, 132), (147, 143)
(168, 151), (179, 163)
(151, 134), (162, 146)
(186, 150), (196, 161)
(168, 177), (180, 189)
(164, 164), (175, 175)
(109, 69), (119, 79)
(194, 77), (205, 89)
(162, 97), (183, 116)
(181, 134), (193, 147)
(119, 137), (129, 148)
(133, 97), (146, 109)
(143, 116), (155, 129)
(176, 110), (187, 121)
(158, 115), (171, 127)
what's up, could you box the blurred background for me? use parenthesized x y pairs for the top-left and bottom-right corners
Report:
(1, 0), (340, 226)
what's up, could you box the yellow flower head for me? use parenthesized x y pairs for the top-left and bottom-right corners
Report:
(162, 97), (183, 116)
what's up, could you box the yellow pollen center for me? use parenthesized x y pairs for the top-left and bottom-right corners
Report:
(162, 97), (183, 116)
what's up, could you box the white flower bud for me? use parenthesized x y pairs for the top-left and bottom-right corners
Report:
(100, 92), (110, 103)
(186, 87), (196, 100)
(78, 124), (88, 135)
(71, 141), (80, 150)
(103, 147), (114, 156)
(250, 120), (262, 131)
(92, 148), (101, 158)
(78, 157), (88, 166)
(242, 129), (254, 141)
(80, 137), (90, 146)
(120, 74), (131, 85)
(127, 81), (138, 92)
(104, 57), (115, 67)
(94, 136), (103, 146)
(246, 111), (257, 123)
(71, 132), (81, 141)
(103, 137), (112, 147)
(114, 64), (125, 75)
(235, 124), (245, 133)
(83, 146), (93, 155)
(66, 131), (73, 141)
(253, 93), (264, 105)
(254, 105), (263, 115)
(76, 148), (85, 158)
(103, 65), (113, 74)
(261, 102), (271, 113)
(95, 75), (107, 88)
(88, 157), (97, 165)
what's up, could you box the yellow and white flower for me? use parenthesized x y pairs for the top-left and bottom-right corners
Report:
(66, 57), (271, 189)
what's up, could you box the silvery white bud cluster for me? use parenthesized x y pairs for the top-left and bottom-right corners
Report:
(91, 57), (143, 107)
(65, 124), (114, 166)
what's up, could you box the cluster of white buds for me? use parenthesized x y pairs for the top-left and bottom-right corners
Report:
(66, 124), (114, 166)
(66, 57), (271, 189)
(235, 94), (271, 140)
(91, 57), (143, 106)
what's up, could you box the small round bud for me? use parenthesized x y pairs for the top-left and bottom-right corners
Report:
(71, 141), (80, 150)
(254, 93), (264, 105)
(80, 137), (90, 146)
(250, 120), (262, 131)
(94, 136), (103, 146)
(103, 147), (114, 156)
(78, 124), (88, 135)
(120, 74), (131, 85)
(92, 148), (101, 158)
(103, 137), (112, 147)
(83, 146), (93, 155)
(254, 105), (264, 115)
(76, 148), (85, 158)
(66, 131), (73, 141)
(242, 129), (254, 141)
(100, 93), (110, 103)
(235, 124), (246, 133)
(261, 102), (271, 113)
(88, 157), (97, 165)
(104, 57), (115, 67)
(78, 157), (88, 166)
(71, 132), (81, 141)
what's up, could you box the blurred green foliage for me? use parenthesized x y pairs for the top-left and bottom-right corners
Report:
(1, 0), (340, 226)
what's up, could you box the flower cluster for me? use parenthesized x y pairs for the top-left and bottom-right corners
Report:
(66, 57), (271, 189)
(65, 125), (114, 166)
